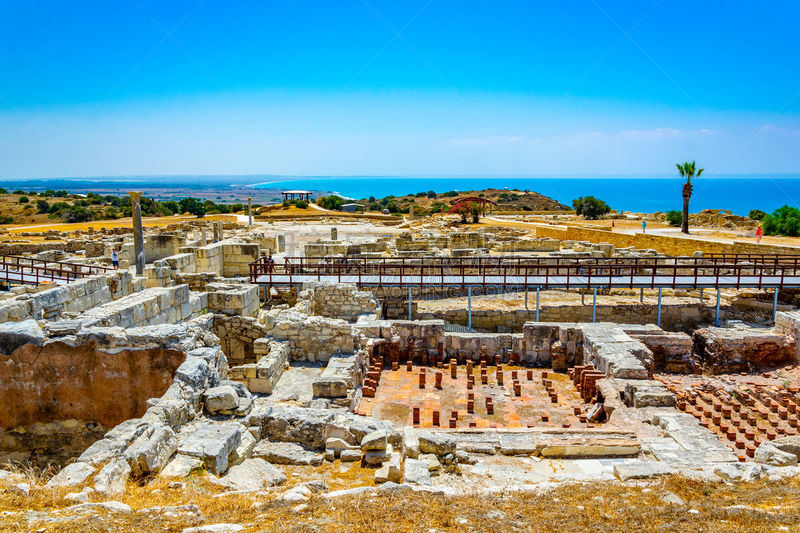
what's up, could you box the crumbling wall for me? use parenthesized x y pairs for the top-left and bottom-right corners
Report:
(76, 285), (204, 329)
(692, 327), (796, 373)
(300, 282), (380, 322)
(260, 309), (354, 362)
(0, 271), (137, 322)
(213, 315), (267, 363)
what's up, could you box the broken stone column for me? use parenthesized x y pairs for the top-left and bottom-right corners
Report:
(128, 191), (145, 275)
(212, 223), (220, 243)
(248, 197), (253, 226)
(218, 221), (224, 241)
(331, 227), (338, 241)
(200, 226), (207, 246)
(277, 234), (286, 252)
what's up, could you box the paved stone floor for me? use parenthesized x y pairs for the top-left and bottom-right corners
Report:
(657, 368), (800, 462)
(359, 364), (595, 430)
(266, 363), (324, 405)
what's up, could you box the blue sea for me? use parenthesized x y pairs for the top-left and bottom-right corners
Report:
(254, 176), (800, 216)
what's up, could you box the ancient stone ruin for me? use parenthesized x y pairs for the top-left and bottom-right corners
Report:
(1, 216), (799, 525)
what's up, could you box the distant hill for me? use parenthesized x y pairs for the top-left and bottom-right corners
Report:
(359, 188), (570, 213)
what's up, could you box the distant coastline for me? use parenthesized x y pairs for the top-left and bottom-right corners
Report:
(3, 174), (800, 215)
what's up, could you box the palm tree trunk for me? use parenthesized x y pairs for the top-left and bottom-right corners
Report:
(681, 197), (690, 233)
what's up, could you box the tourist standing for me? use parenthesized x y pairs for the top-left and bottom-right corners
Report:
(642, 220), (647, 234)
(111, 249), (119, 270)
(756, 225), (763, 244)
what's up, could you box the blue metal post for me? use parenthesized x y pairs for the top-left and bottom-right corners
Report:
(774, 287), (779, 324)
(408, 286), (412, 320)
(468, 286), (472, 332)
(715, 288), (721, 327)
(536, 287), (540, 322)
(657, 288), (662, 327)
(592, 287), (597, 323)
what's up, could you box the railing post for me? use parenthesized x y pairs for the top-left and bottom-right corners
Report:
(715, 288), (721, 327)
(592, 287), (597, 323)
(657, 288), (662, 326)
(536, 286), (540, 321)
(468, 286), (472, 332)
(774, 287), (779, 324)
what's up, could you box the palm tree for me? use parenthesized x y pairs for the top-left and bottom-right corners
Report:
(676, 160), (704, 234)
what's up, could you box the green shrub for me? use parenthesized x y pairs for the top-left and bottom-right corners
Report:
(0, 215), (13, 224)
(572, 196), (611, 220)
(36, 199), (50, 214)
(666, 210), (682, 226)
(0, 188), (7, 194)
(762, 205), (800, 236)
(317, 195), (345, 211)
(295, 200), (308, 209)
(443, 191), (458, 197)
(18, 196), (28, 203)
(749, 209), (766, 220)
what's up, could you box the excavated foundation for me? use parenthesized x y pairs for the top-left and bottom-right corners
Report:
(0, 342), (184, 467)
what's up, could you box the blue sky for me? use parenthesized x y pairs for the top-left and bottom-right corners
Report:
(1, 0), (800, 178)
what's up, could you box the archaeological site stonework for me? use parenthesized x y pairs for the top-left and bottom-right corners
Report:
(1, 214), (800, 529)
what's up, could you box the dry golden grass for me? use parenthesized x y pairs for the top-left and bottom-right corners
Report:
(1, 469), (799, 532)
(2, 214), (236, 233)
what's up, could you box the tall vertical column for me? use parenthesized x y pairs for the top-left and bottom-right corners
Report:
(248, 197), (253, 226)
(218, 221), (224, 241)
(200, 226), (207, 246)
(128, 191), (145, 275)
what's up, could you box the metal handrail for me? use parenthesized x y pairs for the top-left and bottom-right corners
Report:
(248, 254), (800, 289)
(0, 255), (114, 286)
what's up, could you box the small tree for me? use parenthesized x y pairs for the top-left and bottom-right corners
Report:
(749, 209), (766, 220)
(572, 196), (610, 220)
(666, 210), (682, 227)
(18, 196), (28, 203)
(36, 199), (50, 214)
(469, 203), (482, 223)
(676, 161), (704, 234)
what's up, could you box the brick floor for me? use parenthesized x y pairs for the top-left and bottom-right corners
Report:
(658, 368), (800, 462)
(359, 361), (595, 429)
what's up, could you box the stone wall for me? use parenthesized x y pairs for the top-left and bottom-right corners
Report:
(692, 327), (797, 373)
(774, 310), (800, 362)
(76, 285), (204, 329)
(0, 271), (137, 322)
(417, 302), (718, 333)
(300, 282), (380, 322)
(260, 309), (355, 362)
(228, 339), (290, 394)
(196, 242), (224, 273)
(221, 242), (260, 277)
(212, 315), (267, 363)
(206, 283), (259, 317)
